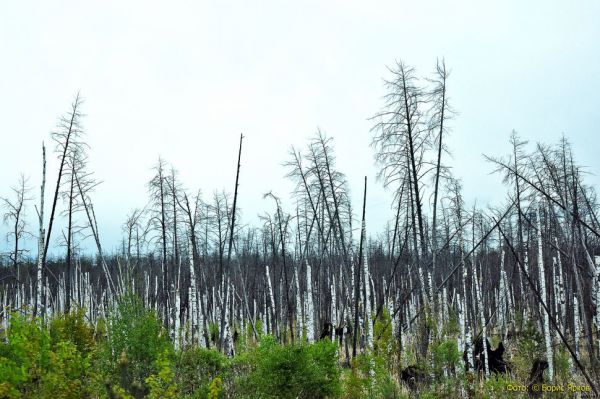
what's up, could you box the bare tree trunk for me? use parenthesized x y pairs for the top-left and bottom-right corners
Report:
(305, 260), (315, 342)
(43, 94), (82, 270)
(35, 143), (46, 317)
(353, 176), (367, 358)
(219, 134), (243, 352)
(65, 157), (76, 313)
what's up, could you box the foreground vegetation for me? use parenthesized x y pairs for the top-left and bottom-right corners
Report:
(1, 294), (588, 398)
(2, 59), (600, 397)
(1, 295), (342, 399)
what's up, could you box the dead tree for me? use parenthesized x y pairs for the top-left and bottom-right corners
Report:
(264, 192), (294, 343)
(43, 93), (84, 276)
(34, 143), (46, 317)
(1, 174), (32, 281)
(219, 134), (243, 354)
(148, 157), (171, 325)
(371, 61), (429, 259)
(61, 148), (88, 312)
(353, 176), (367, 358)
(428, 58), (452, 280)
(74, 154), (114, 295)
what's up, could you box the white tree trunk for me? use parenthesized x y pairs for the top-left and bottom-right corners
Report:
(574, 294), (581, 362)
(36, 143), (46, 318)
(362, 224), (372, 350)
(189, 240), (199, 345)
(294, 263), (303, 341)
(474, 261), (489, 377)
(523, 245), (531, 318)
(173, 283), (181, 350)
(331, 282), (337, 343)
(594, 255), (600, 358)
(537, 207), (553, 381)
(499, 246), (509, 338)
(221, 279), (234, 356)
(305, 260), (315, 343)
(462, 262), (473, 371)
(457, 293), (465, 364)
(265, 265), (277, 337)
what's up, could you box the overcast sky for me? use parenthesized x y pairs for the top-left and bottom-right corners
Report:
(1, 1), (599, 257)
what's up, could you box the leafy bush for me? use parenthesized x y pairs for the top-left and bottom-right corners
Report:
(373, 309), (397, 372)
(432, 339), (460, 377)
(343, 352), (400, 399)
(98, 294), (173, 396)
(146, 350), (178, 399)
(176, 347), (229, 398)
(49, 307), (95, 355)
(208, 376), (224, 399)
(242, 335), (341, 398)
(0, 312), (100, 398)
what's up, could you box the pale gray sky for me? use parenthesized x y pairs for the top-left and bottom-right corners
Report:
(1, 1), (599, 256)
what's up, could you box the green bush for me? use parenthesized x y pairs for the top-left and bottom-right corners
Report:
(0, 312), (100, 398)
(49, 307), (95, 355)
(344, 353), (400, 399)
(0, 313), (51, 396)
(98, 294), (173, 396)
(242, 335), (341, 398)
(146, 350), (178, 399)
(432, 339), (460, 377)
(176, 347), (229, 398)
(373, 309), (397, 372)
(208, 376), (224, 399)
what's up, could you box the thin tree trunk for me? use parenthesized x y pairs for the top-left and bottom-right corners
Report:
(353, 176), (367, 358)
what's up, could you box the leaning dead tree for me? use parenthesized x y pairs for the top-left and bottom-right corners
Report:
(42, 94), (84, 272)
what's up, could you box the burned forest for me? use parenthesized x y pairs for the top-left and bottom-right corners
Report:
(1, 59), (599, 398)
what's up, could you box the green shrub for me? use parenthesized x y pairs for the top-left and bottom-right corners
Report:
(432, 339), (460, 377)
(0, 312), (100, 398)
(0, 313), (51, 394)
(37, 340), (99, 398)
(98, 294), (173, 396)
(49, 307), (95, 355)
(176, 347), (229, 398)
(343, 352), (400, 399)
(208, 376), (224, 399)
(146, 350), (178, 399)
(242, 335), (341, 398)
(511, 319), (544, 380)
(373, 309), (397, 372)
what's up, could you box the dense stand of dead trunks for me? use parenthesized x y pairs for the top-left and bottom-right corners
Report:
(1, 64), (599, 395)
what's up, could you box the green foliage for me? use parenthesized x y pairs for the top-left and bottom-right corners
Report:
(208, 376), (223, 399)
(254, 319), (263, 336)
(342, 359), (366, 399)
(145, 351), (178, 399)
(0, 311), (100, 398)
(99, 294), (173, 396)
(242, 335), (341, 399)
(511, 319), (545, 380)
(553, 345), (571, 384)
(37, 340), (98, 398)
(208, 322), (219, 347)
(444, 309), (460, 336)
(0, 313), (51, 393)
(432, 339), (460, 377)
(4, 299), (575, 399)
(343, 353), (400, 399)
(373, 309), (397, 371)
(475, 374), (523, 399)
(176, 347), (229, 398)
(49, 307), (95, 355)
